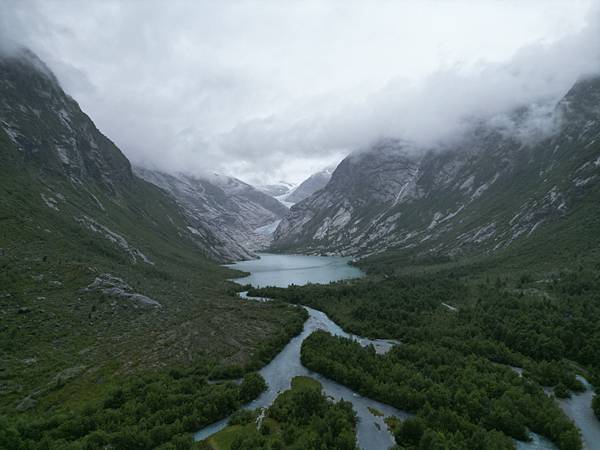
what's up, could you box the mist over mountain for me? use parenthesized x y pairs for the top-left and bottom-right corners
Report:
(273, 76), (600, 259)
(135, 167), (289, 259)
(2, 1), (599, 184)
(0, 46), (258, 264)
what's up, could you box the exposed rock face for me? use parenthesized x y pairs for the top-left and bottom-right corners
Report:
(15, 396), (37, 412)
(135, 168), (289, 259)
(75, 215), (154, 264)
(83, 274), (162, 308)
(0, 48), (132, 191)
(284, 167), (334, 204)
(273, 75), (600, 258)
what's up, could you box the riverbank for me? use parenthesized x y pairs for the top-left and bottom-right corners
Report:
(195, 302), (410, 450)
(196, 253), (413, 449)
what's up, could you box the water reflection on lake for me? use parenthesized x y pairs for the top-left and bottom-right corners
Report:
(225, 252), (364, 287)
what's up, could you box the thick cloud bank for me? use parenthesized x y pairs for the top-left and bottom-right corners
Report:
(1, 1), (598, 183)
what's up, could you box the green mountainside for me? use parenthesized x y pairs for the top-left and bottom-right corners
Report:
(0, 48), (305, 448)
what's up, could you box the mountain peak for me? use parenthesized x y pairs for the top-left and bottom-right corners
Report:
(559, 72), (600, 120)
(0, 48), (132, 190)
(0, 46), (58, 83)
(283, 167), (334, 204)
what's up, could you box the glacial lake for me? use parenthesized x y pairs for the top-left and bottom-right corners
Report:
(224, 252), (364, 287)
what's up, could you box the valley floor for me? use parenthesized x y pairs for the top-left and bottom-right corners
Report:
(250, 256), (600, 450)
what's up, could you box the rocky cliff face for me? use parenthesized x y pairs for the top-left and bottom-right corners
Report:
(135, 168), (289, 259)
(0, 49), (132, 190)
(272, 75), (600, 259)
(284, 167), (333, 204)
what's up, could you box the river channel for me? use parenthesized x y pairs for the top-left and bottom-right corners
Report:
(195, 253), (598, 450)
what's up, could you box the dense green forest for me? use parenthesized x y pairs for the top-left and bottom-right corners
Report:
(302, 331), (579, 449)
(0, 369), (267, 449)
(251, 268), (600, 449)
(203, 376), (357, 450)
(250, 270), (600, 386)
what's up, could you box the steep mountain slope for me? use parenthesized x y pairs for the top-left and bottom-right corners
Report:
(0, 48), (304, 417)
(0, 48), (242, 263)
(273, 75), (600, 260)
(135, 168), (289, 258)
(283, 166), (334, 204)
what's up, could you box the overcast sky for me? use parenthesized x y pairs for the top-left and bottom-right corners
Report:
(2, 1), (599, 184)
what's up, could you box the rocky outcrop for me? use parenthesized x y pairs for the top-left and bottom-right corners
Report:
(135, 168), (289, 259)
(82, 273), (162, 308)
(284, 168), (333, 204)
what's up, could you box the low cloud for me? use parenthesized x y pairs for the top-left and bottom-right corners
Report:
(223, 6), (600, 160)
(1, 1), (598, 184)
